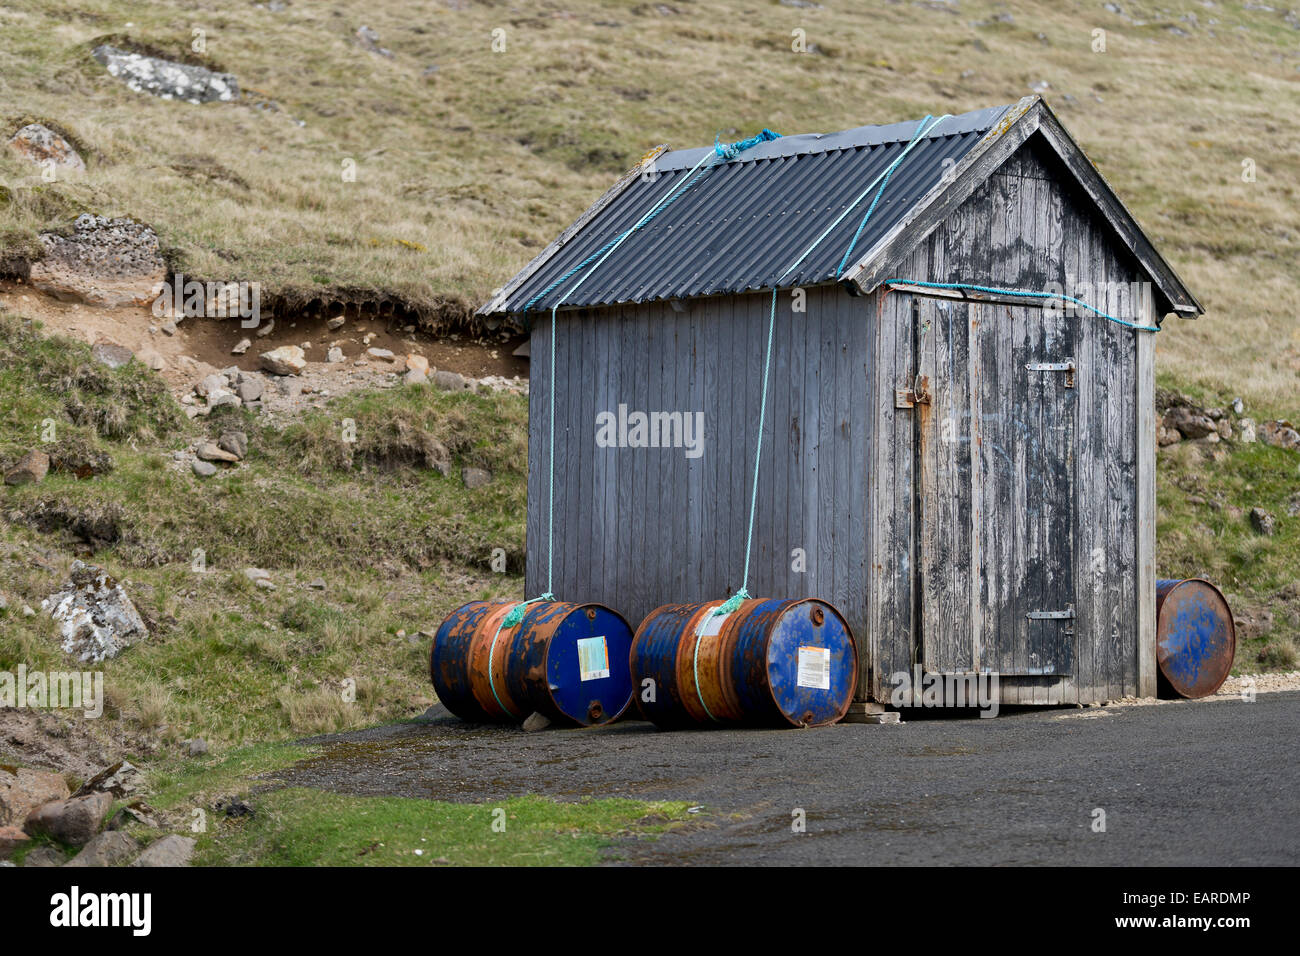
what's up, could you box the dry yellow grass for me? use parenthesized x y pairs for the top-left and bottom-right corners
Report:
(1, 0), (1297, 407)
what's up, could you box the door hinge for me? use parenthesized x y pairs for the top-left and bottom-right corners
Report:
(1026, 359), (1075, 388)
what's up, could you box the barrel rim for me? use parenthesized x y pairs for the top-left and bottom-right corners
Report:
(757, 597), (858, 728)
(1155, 577), (1236, 698)
(539, 601), (636, 726)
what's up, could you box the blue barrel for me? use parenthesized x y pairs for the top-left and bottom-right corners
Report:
(430, 600), (635, 726)
(1156, 579), (1235, 699)
(631, 598), (857, 728)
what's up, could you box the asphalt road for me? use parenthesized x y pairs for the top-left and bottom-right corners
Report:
(282, 691), (1300, 865)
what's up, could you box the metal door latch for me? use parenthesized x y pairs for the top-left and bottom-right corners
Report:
(895, 375), (933, 408)
(1026, 359), (1075, 388)
(1027, 604), (1075, 635)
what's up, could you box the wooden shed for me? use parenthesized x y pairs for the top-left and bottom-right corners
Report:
(478, 96), (1203, 707)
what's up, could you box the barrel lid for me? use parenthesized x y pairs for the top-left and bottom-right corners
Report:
(761, 599), (857, 727)
(1156, 579), (1235, 699)
(542, 604), (635, 725)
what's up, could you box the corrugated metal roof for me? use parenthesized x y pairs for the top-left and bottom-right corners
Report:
(487, 104), (1014, 316)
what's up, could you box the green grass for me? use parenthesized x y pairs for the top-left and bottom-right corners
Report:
(0, 308), (528, 749)
(198, 788), (692, 867)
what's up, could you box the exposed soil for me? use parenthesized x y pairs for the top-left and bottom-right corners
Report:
(0, 280), (529, 403)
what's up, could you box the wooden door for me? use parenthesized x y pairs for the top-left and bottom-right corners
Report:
(912, 295), (1076, 676)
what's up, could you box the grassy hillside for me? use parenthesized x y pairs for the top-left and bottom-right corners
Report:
(1, 0), (1298, 404)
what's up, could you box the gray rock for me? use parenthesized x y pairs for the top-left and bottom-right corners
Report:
(4, 449), (50, 486)
(461, 467), (492, 489)
(217, 431), (247, 460)
(326, 316), (346, 330)
(30, 214), (164, 307)
(64, 830), (139, 867)
(1250, 508), (1276, 536)
(24, 846), (68, 867)
(0, 767), (70, 828)
(196, 442), (239, 464)
(367, 347), (396, 362)
(23, 791), (113, 846)
(1216, 419), (1232, 440)
(195, 374), (228, 399)
(91, 341), (134, 369)
(433, 370), (470, 391)
(355, 25), (394, 58)
(1239, 418), (1257, 443)
(74, 760), (139, 799)
(405, 368), (428, 385)
(326, 347), (344, 364)
(236, 378), (264, 403)
(231, 337), (251, 355)
(413, 703), (451, 723)
(1260, 420), (1300, 450)
(7, 124), (85, 172)
(181, 738), (208, 757)
(192, 459), (217, 478)
(521, 712), (552, 732)
(1163, 405), (1216, 440)
(308, 579), (327, 590)
(93, 45), (238, 104)
(260, 345), (306, 375)
(130, 834), (195, 867)
(206, 389), (242, 410)
(243, 567), (271, 584)
(41, 561), (147, 663)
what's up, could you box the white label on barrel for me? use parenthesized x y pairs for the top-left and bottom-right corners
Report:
(797, 646), (830, 690)
(578, 636), (610, 681)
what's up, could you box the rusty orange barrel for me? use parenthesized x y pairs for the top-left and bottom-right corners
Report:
(430, 600), (634, 726)
(1156, 579), (1235, 699)
(631, 598), (857, 728)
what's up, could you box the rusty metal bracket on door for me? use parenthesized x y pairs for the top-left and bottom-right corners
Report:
(895, 374), (933, 408)
(1026, 359), (1075, 388)
(1027, 604), (1075, 635)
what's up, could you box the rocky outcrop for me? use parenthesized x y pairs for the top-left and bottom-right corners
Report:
(28, 214), (165, 307)
(1259, 420), (1300, 451)
(23, 791), (113, 847)
(7, 124), (85, 172)
(0, 767), (70, 827)
(4, 450), (50, 486)
(41, 561), (148, 663)
(92, 45), (239, 104)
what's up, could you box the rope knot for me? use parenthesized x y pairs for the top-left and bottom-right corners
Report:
(712, 588), (751, 617)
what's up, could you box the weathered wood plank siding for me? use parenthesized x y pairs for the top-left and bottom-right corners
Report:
(527, 285), (872, 648)
(865, 136), (1144, 704)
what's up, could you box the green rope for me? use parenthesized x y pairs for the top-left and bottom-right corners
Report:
(487, 603), (528, 718)
(880, 280), (1160, 332)
(525, 132), (777, 610)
